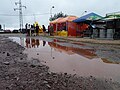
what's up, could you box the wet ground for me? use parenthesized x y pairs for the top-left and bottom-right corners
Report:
(9, 36), (120, 83)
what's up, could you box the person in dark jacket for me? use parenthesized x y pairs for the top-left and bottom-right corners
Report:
(31, 25), (34, 36)
(42, 25), (46, 35)
(48, 25), (50, 35)
(36, 24), (39, 36)
(42, 25), (46, 32)
(25, 23), (28, 35)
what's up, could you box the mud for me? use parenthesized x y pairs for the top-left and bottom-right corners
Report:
(0, 36), (120, 90)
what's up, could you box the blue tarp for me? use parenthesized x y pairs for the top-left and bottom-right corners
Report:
(73, 12), (103, 23)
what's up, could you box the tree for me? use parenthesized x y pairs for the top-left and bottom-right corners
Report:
(49, 25), (54, 36)
(0, 25), (1, 30)
(49, 12), (68, 21)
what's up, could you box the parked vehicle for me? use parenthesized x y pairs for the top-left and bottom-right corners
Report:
(21, 29), (27, 34)
(4, 30), (11, 33)
(0, 29), (4, 33)
(12, 30), (19, 33)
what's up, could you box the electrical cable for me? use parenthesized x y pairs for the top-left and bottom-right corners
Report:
(0, 13), (50, 17)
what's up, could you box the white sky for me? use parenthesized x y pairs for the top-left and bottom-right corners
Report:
(0, 0), (120, 29)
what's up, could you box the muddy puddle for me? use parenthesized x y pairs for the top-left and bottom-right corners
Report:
(9, 37), (120, 82)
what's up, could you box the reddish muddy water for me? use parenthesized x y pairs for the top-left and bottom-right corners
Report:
(9, 37), (120, 82)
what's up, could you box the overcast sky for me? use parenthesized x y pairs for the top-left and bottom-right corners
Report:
(0, 0), (120, 29)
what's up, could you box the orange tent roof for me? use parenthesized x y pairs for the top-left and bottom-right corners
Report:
(50, 18), (63, 24)
(57, 16), (78, 23)
(50, 16), (78, 24)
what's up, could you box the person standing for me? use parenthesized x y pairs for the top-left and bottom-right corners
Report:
(33, 23), (36, 36)
(48, 25), (50, 35)
(25, 23), (28, 35)
(42, 25), (46, 32)
(42, 25), (46, 35)
(36, 24), (39, 36)
(27, 24), (31, 36)
(31, 25), (34, 36)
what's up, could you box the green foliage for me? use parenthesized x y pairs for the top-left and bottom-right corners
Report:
(49, 26), (54, 35)
(0, 25), (1, 29)
(49, 12), (68, 21)
(107, 14), (120, 19)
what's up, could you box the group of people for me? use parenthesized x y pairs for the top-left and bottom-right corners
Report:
(25, 23), (46, 36)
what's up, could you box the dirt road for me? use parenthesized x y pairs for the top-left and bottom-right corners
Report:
(0, 36), (120, 90)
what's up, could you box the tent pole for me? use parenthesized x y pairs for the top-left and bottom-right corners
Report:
(56, 23), (58, 35)
(66, 21), (68, 37)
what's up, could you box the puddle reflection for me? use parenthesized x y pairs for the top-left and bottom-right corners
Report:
(48, 42), (97, 59)
(102, 58), (120, 64)
(25, 38), (46, 48)
(9, 37), (120, 82)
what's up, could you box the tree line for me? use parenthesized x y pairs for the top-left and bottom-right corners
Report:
(49, 12), (68, 21)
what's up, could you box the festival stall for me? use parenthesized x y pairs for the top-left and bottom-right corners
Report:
(56, 16), (78, 37)
(50, 18), (63, 33)
(73, 12), (103, 38)
(50, 16), (78, 37)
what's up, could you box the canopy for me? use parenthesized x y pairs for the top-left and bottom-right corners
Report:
(50, 18), (63, 24)
(57, 16), (78, 23)
(50, 16), (78, 24)
(73, 12), (103, 23)
(103, 13), (120, 20)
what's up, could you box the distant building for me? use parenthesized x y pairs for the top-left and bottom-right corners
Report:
(93, 12), (120, 40)
(73, 12), (120, 40)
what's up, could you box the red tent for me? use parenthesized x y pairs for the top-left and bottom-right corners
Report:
(50, 18), (63, 32)
(50, 16), (79, 37)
